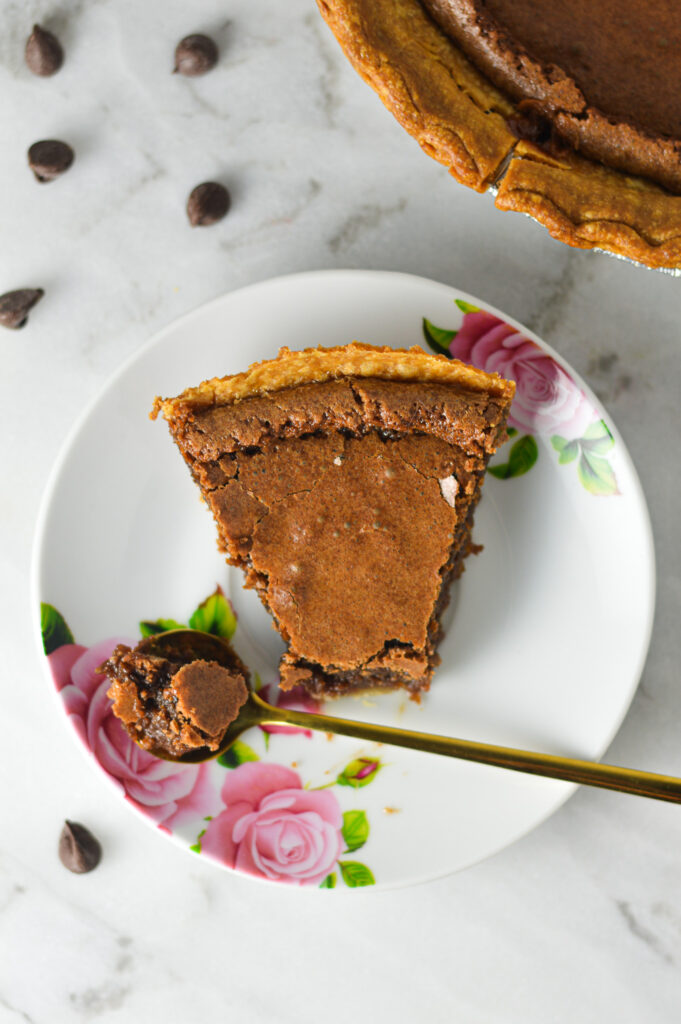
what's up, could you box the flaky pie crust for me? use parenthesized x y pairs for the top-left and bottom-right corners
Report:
(152, 342), (515, 423)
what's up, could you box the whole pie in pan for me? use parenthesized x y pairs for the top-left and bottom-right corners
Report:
(317, 0), (681, 270)
(153, 344), (514, 699)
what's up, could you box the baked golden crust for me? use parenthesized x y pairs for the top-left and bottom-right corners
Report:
(316, 0), (516, 191)
(496, 143), (681, 270)
(152, 342), (516, 422)
(317, 0), (681, 270)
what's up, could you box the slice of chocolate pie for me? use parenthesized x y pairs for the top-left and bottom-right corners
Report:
(152, 344), (514, 699)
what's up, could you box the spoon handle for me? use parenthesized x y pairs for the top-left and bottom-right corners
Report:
(260, 702), (681, 804)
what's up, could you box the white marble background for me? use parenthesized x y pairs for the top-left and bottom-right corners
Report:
(2, 0), (681, 1020)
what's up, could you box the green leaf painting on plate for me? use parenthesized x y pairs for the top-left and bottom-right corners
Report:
(189, 827), (207, 854)
(551, 420), (619, 497)
(551, 436), (579, 465)
(217, 740), (259, 769)
(421, 300), (480, 356)
(577, 450), (619, 497)
(338, 860), (375, 887)
(189, 586), (237, 639)
(454, 298), (481, 314)
(341, 810), (370, 853)
(139, 618), (184, 637)
(41, 603), (74, 655)
(422, 317), (455, 355)
(488, 435), (539, 480)
(137, 586), (238, 640)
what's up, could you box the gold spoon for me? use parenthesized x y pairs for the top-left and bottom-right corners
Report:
(148, 631), (681, 804)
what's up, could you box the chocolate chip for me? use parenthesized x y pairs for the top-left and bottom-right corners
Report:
(58, 821), (102, 874)
(25, 24), (64, 77)
(187, 181), (230, 226)
(174, 34), (218, 76)
(0, 288), (44, 329)
(28, 140), (74, 183)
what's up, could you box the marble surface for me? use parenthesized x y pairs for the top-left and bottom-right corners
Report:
(2, 1), (681, 1020)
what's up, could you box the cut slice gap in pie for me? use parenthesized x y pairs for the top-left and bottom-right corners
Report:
(152, 344), (515, 699)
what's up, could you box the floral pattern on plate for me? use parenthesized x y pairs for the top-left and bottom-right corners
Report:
(41, 591), (376, 888)
(423, 300), (620, 496)
(196, 761), (375, 888)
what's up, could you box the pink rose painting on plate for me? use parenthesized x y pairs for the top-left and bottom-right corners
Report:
(200, 762), (343, 885)
(450, 311), (593, 437)
(423, 301), (619, 496)
(196, 758), (375, 887)
(40, 590), (376, 888)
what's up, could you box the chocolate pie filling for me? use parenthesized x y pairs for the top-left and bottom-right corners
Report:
(159, 368), (512, 698)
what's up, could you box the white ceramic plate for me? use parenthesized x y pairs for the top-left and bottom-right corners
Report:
(33, 270), (655, 890)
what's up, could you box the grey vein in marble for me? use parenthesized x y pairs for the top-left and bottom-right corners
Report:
(68, 983), (130, 1019)
(585, 351), (634, 406)
(217, 176), (323, 252)
(523, 249), (583, 341)
(304, 10), (343, 130)
(328, 198), (408, 253)
(0, 994), (35, 1024)
(616, 900), (674, 965)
